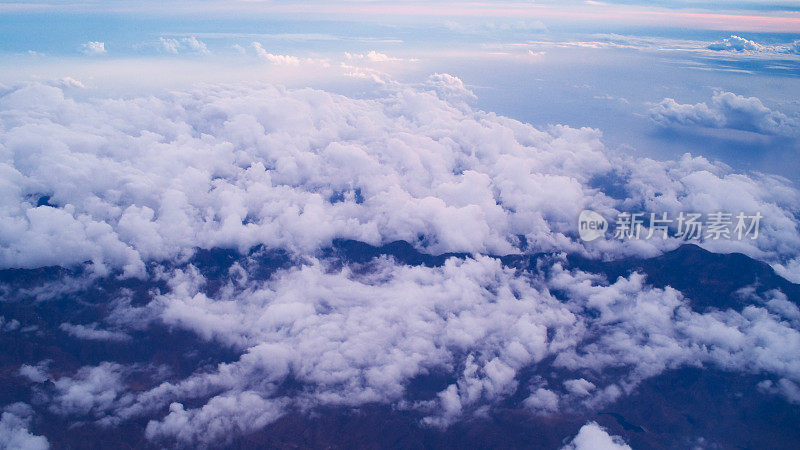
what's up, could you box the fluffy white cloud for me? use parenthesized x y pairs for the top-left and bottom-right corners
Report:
(707, 35), (763, 52)
(145, 394), (286, 446)
(523, 388), (560, 414)
(182, 36), (209, 55)
(18, 362), (49, 383)
(47, 362), (139, 419)
(251, 42), (301, 65)
(561, 422), (631, 450)
(774, 258), (800, 284)
(1, 80), (797, 278)
(526, 34), (800, 58)
(158, 36), (210, 55)
(80, 41), (106, 56)
(563, 378), (595, 396)
(425, 72), (477, 103)
(344, 50), (401, 62)
(28, 251), (797, 445)
(0, 403), (49, 450)
(759, 378), (800, 403)
(705, 35), (800, 55)
(650, 90), (800, 137)
(649, 97), (725, 128)
(159, 37), (180, 55)
(3, 76), (800, 444)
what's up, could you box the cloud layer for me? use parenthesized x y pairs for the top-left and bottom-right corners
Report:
(14, 249), (800, 446)
(1, 76), (800, 447)
(1, 79), (799, 277)
(650, 90), (800, 137)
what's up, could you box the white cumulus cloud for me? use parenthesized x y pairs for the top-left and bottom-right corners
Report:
(80, 41), (106, 56)
(0, 403), (49, 450)
(650, 90), (800, 137)
(707, 35), (763, 52)
(158, 36), (210, 55)
(252, 42), (300, 65)
(561, 422), (631, 450)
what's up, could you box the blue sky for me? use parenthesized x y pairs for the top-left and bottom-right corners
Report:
(1, 0), (799, 182)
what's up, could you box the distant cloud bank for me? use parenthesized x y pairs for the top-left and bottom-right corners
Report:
(650, 90), (800, 138)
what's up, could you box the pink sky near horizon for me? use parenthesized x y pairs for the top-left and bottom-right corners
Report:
(2, 1), (800, 32)
(277, 2), (800, 33)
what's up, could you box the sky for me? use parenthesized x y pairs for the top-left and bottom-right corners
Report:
(1, 1), (800, 448)
(1, 0), (799, 180)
